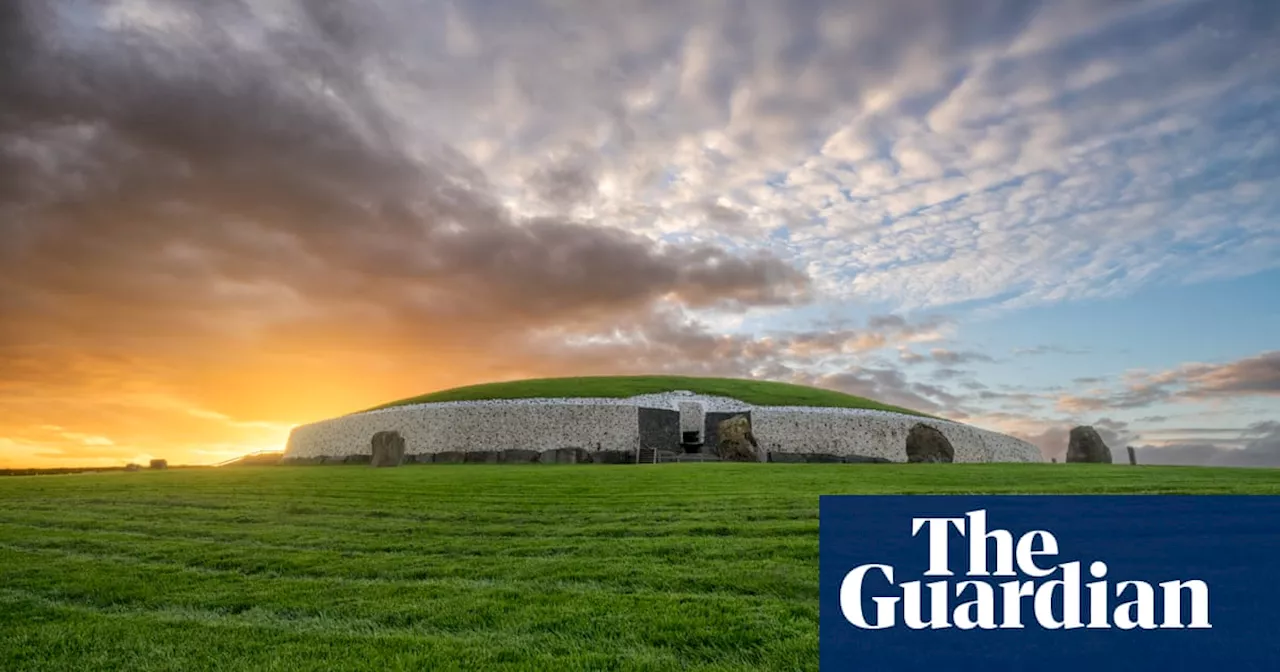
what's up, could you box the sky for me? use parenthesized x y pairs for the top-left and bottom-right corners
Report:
(1, 0), (1277, 468)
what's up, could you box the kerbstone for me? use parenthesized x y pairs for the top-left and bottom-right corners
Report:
(539, 447), (591, 464)
(591, 450), (634, 464)
(716, 415), (760, 462)
(370, 430), (406, 467)
(905, 424), (955, 463)
(844, 455), (892, 463)
(500, 449), (541, 463)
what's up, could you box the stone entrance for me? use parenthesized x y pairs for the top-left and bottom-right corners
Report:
(678, 401), (705, 452)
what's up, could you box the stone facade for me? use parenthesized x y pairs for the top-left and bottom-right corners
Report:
(750, 407), (1039, 463)
(285, 402), (641, 460)
(638, 408), (680, 452)
(283, 394), (1043, 463)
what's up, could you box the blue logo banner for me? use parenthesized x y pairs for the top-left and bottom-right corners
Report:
(819, 495), (1280, 671)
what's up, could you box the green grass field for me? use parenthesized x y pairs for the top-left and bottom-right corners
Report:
(356, 375), (934, 417)
(4, 464), (1280, 671)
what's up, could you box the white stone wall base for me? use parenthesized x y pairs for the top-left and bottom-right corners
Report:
(284, 395), (1043, 463)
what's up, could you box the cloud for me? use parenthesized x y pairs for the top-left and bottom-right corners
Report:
(8, 2), (1277, 326)
(1178, 351), (1280, 398)
(898, 348), (927, 364)
(1056, 350), (1280, 412)
(525, 308), (955, 385)
(1134, 421), (1280, 467)
(1, 0), (809, 327)
(0, 1), (832, 467)
(929, 348), (995, 365)
(800, 369), (959, 416)
(1014, 345), (1091, 356)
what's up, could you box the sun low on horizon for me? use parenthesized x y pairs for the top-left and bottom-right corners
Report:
(2, 0), (1278, 470)
(0, 363), (535, 469)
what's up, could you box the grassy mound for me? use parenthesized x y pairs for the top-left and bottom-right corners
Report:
(3, 464), (1278, 671)
(357, 375), (934, 417)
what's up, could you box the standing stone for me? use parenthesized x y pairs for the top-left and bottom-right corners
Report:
(715, 415), (760, 462)
(370, 431), (406, 467)
(1066, 426), (1113, 463)
(905, 424), (954, 463)
(1127, 445), (1138, 466)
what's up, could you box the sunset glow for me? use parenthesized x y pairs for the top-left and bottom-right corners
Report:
(2, 0), (1277, 468)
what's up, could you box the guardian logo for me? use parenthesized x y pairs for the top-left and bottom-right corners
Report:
(840, 509), (1210, 631)
(819, 496), (1280, 671)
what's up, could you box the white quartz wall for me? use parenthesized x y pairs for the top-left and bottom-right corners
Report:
(285, 402), (640, 458)
(283, 394), (1043, 463)
(751, 408), (1042, 463)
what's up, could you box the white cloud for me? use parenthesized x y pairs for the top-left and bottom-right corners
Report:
(39, 1), (1280, 320)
